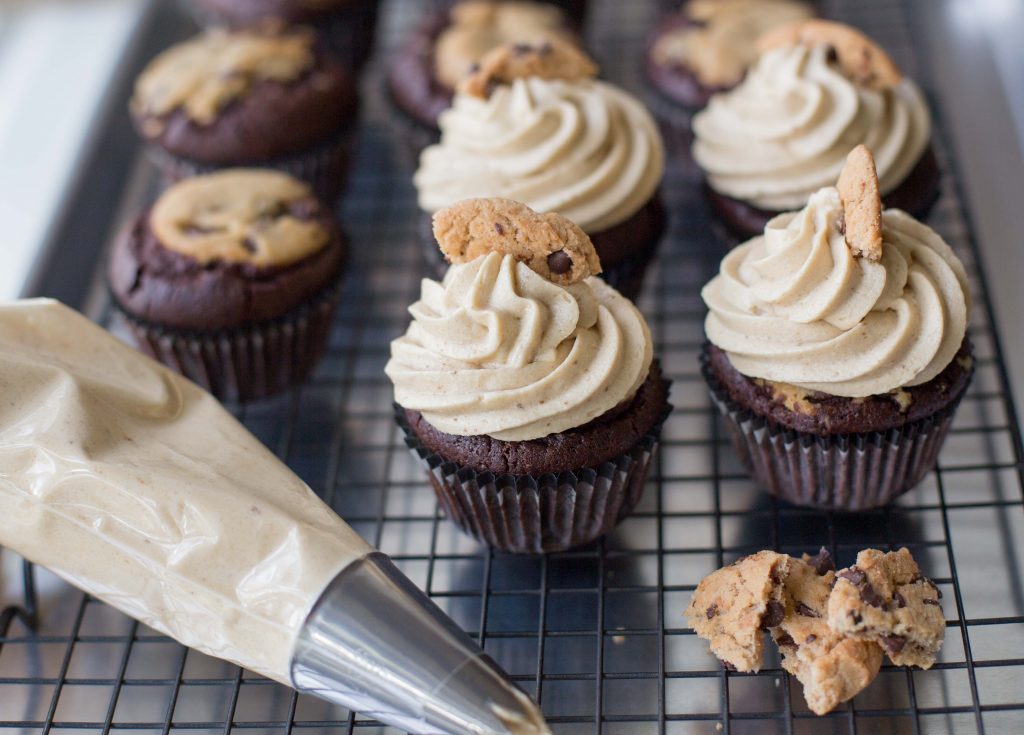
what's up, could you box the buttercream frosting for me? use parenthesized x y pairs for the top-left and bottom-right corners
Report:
(386, 253), (653, 440)
(692, 44), (931, 211)
(702, 188), (970, 397)
(414, 76), (664, 233)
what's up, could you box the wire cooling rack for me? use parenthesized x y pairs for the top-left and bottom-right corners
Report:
(3, 0), (1024, 733)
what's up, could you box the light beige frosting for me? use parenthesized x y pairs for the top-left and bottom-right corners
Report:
(150, 169), (329, 267)
(385, 253), (653, 440)
(652, 0), (813, 87)
(692, 44), (931, 210)
(415, 77), (665, 233)
(435, 1), (573, 89)
(132, 27), (314, 127)
(0, 300), (372, 684)
(702, 188), (971, 397)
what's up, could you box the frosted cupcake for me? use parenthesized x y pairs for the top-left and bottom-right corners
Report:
(386, 198), (671, 552)
(701, 147), (972, 509)
(692, 20), (940, 239)
(414, 40), (666, 299)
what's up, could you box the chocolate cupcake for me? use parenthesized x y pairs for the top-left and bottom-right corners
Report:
(700, 147), (972, 510)
(188, 0), (381, 70)
(386, 199), (671, 553)
(691, 20), (940, 240)
(387, 0), (581, 160)
(646, 0), (814, 110)
(130, 26), (358, 201)
(413, 40), (666, 299)
(108, 169), (346, 402)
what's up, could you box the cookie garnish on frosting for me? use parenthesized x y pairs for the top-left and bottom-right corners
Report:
(836, 145), (883, 262)
(459, 37), (597, 98)
(757, 19), (901, 90)
(433, 198), (601, 285)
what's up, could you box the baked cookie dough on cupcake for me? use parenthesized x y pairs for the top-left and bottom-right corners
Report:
(386, 198), (671, 553)
(692, 20), (940, 239)
(108, 169), (346, 402)
(414, 40), (666, 299)
(188, 0), (381, 70)
(131, 25), (357, 200)
(387, 0), (581, 148)
(700, 146), (972, 509)
(647, 0), (814, 110)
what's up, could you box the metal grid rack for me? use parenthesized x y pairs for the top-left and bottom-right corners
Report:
(2, 0), (1024, 733)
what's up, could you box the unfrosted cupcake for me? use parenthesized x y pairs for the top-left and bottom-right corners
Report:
(414, 40), (666, 299)
(386, 198), (671, 553)
(701, 146), (972, 510)
(647, 0), (814, 109)
(108, 169), (345, 402)
(692, 20), (939, 239)
(131, 25), (357, 200)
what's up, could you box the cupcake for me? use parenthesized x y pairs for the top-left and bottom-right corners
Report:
(692, 20), (940, 240)
(387, 0), (581, 156)
(700, 146), (972, 510)
(413, 40), (666, 299)
(385, 198), (671, 553)
(187, 0), (381, 70)
(646, 0), (814, 110)
(108, 169), (346, 402)
(130, 25), (358, 201)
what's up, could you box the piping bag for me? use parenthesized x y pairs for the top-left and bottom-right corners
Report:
(0, 300), (549, 735)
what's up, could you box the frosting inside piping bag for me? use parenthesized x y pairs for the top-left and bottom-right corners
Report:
(0, 299), (372, 684)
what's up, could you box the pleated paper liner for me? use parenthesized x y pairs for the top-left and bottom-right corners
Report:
(395, 404), (670, 553)
(145, 126), (355, 203)
(700, 345), (973, 511)
(110, 277), (341, 403)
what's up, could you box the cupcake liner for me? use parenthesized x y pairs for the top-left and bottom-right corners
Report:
(112, 278), (341, 403)
(147, 126), (355, 203)
(395, 405), (669, 553)
(700, 346), (971, 511)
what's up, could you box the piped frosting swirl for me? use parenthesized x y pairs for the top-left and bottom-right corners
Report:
(386, 252), (653, 440)
(702, 188), (970, 397)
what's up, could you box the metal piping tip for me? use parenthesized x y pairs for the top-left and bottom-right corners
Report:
(291, 553), (551, 735)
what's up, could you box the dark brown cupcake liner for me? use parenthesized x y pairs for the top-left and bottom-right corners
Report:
(700, 345), (970, 511)
(111, 277), (342, 403)
(146, 125), (355, 203)
(395, 405), (669, 553)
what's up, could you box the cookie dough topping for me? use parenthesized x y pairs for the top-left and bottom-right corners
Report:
(435, 1), (575, 90)
(758, 19), (902, 90)
(150, 169), (329, 267)
(132, 26), (315, 131)
(432, 198), (601, 285)
(837, 145), (884, 261)
(459, 37), (597, 97)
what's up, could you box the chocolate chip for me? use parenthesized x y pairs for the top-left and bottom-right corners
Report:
(769, 564), (785, 584)
(547, 250), (572, 274)
(494, 222), (504, 235)
(860, 583), (885, 608)
(775, 632), (797, 648)
(796, 602), (820, 618)
(837, 212), (847, 236)
(761, 601), (785, 629)
(706, 603), (718, 620)
(881, 634), (906, 654)
(808, 548), (835, 576)
(894, 592), (907, 609)
(922, 598), (940, 606)
(241, 237), (258, 254)
(512, 43), (532, 56)
(539, 41), (553, 55)
(826, 45), (839, 64)
(805, 634), (817, 643)
(852, 612), (862, 624)
(838, 567), (866, 586)
(721, 660), (737, 672)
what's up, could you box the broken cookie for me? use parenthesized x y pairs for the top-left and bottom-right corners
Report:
(458, 37), (597, 98)
(836, 144), (883, 261)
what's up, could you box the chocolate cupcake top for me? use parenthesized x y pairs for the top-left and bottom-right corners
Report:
(385, 199), (653, 441)
(195, 0), (357, 25)
(414, 41), (664, 234)
(702, 146), (970, 398)
(651, 0), (813, 88)
(692, 20), (930, 211)
(434, 1), (574, 90)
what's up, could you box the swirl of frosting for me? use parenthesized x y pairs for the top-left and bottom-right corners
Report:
(692, 44), (931, 211)
(702, 187), (971, 397)
(386, 252), (653, 440)
(414, 77), (664, 233)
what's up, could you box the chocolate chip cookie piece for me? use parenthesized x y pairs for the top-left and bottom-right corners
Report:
(770, 556), (884, 715)
(685, 551), (791, 672)
(827, 548), (945, 668)
(458, 37), (597, 98)
(837, 145), (883, 262)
